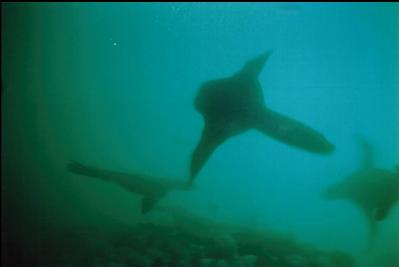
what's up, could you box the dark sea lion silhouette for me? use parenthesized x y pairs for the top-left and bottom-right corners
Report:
(322, 137), (399, 249)
(67, 161), (190, 214)
(190, 51), (335, 183)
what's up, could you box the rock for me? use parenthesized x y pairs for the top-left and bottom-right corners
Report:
(233, 254), (258, 267)
(124, 250), (151, 267)
(200, 258), (228, 267)
(208, 234), (237, 260)
(284, 254), (308, 266)
(107, 263), (126, 267)
(328, 251), (357, 267)
(201, 258), (215, 267)
(175, 260), (193, 267)
(214, 259), (229, 267)
(146, 248), (171, 265)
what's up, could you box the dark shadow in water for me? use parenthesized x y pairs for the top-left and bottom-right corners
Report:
(190, 51), (335, 183)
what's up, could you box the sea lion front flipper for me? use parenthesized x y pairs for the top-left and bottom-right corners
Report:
(141, 194), (164, 214)
(254, 108), (335, 154)
(190, 121), (228, 184)
(364, 209), (378, 252)
(355, 135), (375, 169)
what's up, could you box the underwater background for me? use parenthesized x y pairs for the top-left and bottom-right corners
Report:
(2, 3), (398, 267)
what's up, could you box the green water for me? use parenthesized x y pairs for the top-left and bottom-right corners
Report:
(2, 3), (398, 267)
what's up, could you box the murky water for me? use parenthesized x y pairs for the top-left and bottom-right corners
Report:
(2, 3), (398, 267)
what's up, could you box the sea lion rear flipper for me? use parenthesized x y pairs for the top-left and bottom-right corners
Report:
(67, 161), (111, 180)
